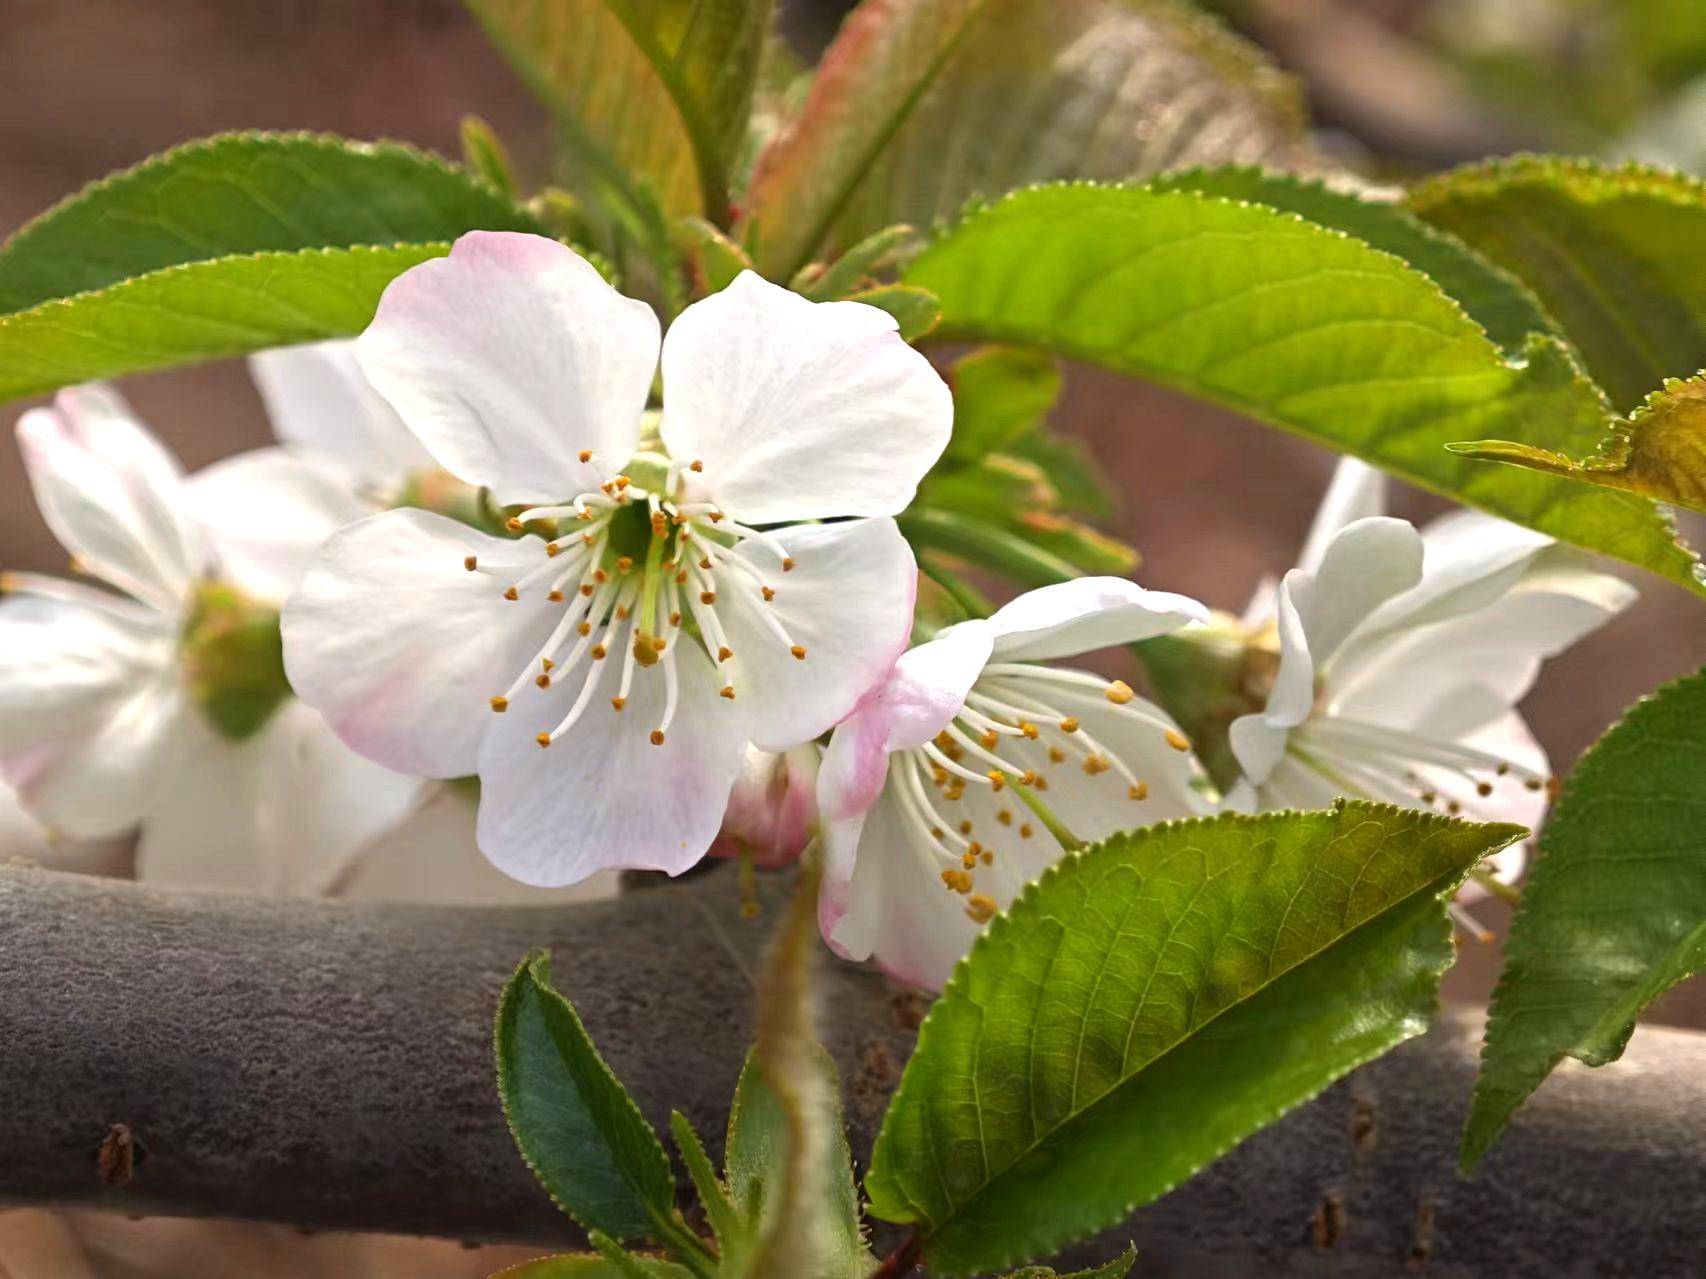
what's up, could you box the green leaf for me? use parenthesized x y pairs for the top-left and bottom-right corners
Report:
(899, 507), (1088, 589)
(677, 215), (755, 294)
(0, 244), (449, 405)
(945, 346), (1064, 465)
(864, 801), (1524, 1276)
(495, 951), (676, 1242)
(903, 183), (1703, 597)
(1149, 166), (1561, 359)
(1003, 1244), (1138, 1279)
(846, 284), (940, 342)
(1461, 668), (1706, 1172)
(1451, 372), (1706, 514)
(0, 132), (540, 314)
(493, 1256), (694, 1278)
(740, 0), (1312, 278)
(461, 114), (519, 196)
(1408, 157), (1706, 413)
(798, 223), (922, 300)
(667, 1111), (741, 1253)
(465, 0), (773, 221)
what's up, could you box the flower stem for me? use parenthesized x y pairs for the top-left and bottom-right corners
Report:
(1469, 866), (1522, 905)
(871, 1233), (923, 1279)
(1013, 782), (1083, 852)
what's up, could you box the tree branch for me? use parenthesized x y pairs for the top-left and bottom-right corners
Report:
(1, 864), (1702, 1276)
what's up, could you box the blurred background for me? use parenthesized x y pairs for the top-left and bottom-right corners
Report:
(0, 0), (1702, 1273)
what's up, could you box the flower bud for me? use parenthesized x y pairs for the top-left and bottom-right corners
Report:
(709, 745), (820, 868)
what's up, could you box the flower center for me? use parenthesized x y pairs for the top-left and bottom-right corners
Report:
(887, 662), (1192, 925)
(470, 457), (803, 748)
(180, 580), (290, 741)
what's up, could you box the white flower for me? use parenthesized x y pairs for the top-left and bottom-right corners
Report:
(282, 232), (951, 887)
(816, 578), (1210, 989)
(1227, 458), (1637, 908)
(0, 385), (419, 892)
(708, 744), (821, 869)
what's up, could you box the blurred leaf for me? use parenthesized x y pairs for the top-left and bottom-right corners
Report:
(1409, 157), (1706, 412)
(1011, 510), (1138, 576)
(462, 114), (519, 195)
(729, 867), (870, 1279)
(464, 0), (773, 221)
(495, 951), (676, 1242)
(1007, 431), (1113, 518)
(1151, 166), (1561, 358)
(899, 507), (1087, 589)
(798, 223), (922, 300)
(0, 244), (448, 405)
(677, 215), (755, 294)
(493, 1256), (693, 1278)
(0, 131), (541, 314)
(740, 0), (1313, 277)
(904, 183), (1703, 596)
(865, 802), (1523, 1275)
(1003, 1246), (1137, 1279)
(922, 453), (1057, 523)
(945, 346), (1063, 465)
(1462, 668), (1706, 1171)
(1452, 372), (1706, 514)
(846, 283), (940, 341)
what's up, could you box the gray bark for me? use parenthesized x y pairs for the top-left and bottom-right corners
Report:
(1, 864), (1702, 1276)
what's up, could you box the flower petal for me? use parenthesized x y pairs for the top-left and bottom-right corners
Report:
(475, 643), (750, 885)
(16, 385), (204, 614)
(135, 701), (422, 894)
(710, 745), (820, 869)
(715, 517), (918, 752)
(281, 508), (562, 779)
(183, 447), (372, 603)
(1296, 457), (1388, 573)
(249, 339), (438, 485)
(986, 577), (1208, 663)
(0, 581), (184, 836)
(356, 232), (658, 504)
(338, 785), (620, 903)
(659, 271), (952, 523)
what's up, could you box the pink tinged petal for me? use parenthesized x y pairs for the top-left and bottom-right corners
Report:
(281, 508), (561, 779)
(339, 785), (618, 903)
(135, 701), (423, 895)
(183, 447), (372, 603)
(250, 339), (437, 485)
(658, 271), (952, 523)
(0, 583), (184, 836)
(715, 517), (919, 752)
(985, 576), (1208, 663)
(1295, 457), (1388, 574)
(356, 232), (658, 504)
(474, 644), (751, 885)
(710, 744), (821, 868)
(16, 386), (205, 614)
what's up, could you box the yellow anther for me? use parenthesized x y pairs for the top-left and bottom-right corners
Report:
(577, 509), (594, 521)
(689, 459), (703, 472)
(506, 517), (523, 533)
(593, 569), (608, 583)
(781, 557), (796, 572)
(676, 570), (689, 585)
(708, 510), (725, 523)
(614, 475), (631, 490)
(987, 770), (1006, 791)
(542, 657), (554, 671)
(489, 696), (509, 713)
(579, 584), (595, 597)
(535, 732), (551, 749)
(546, 543), (560, 558)
(653, 637), (668, 652)
(1525, 778), (1544, 792)
(577, 621), (591, 636)
(717, 645), (734, 662)
(611, 696), (627, 711)
(1106, 680), (1135, 705)
(1165, 729), (1190, 752)
(1476, 781), (1493, 797)
(548, 590), (564, 603)
(582, 532), (596, 545)
(535, 674), (551, 689)
(959, 820), (974, 836)
(633, 634), (660, 668)
(1059, 716), (1080, 733)
(761, 586), (776, 602)
(965, 894), (998, 924)
(616, 556), (634, 572)
(650, 513), (668, 535)
(997, 810), (1012, 826)
(939, 868), (974, 894)
(1083, 754), (1111, 776)
(700, 590), (717, 605)
(1048, 746), (1066, 763)
(503, 586), (519, 601)
(980, 731), (999, 750)
(1019, 721), (1040, 740)
(1019, 823), (1034, 839)
(698, 557), (712, 570)
(650, 730), (666, 746)
(790, 646), (807, 661)
(1033, 775), (1049, 791)
(463, 555), (478, 572)
(1129, 781), (1149, 801)
(669, 611), (682, 627)
(615, 605), (630, 620)
(590, 644), (607, 660)
(600, 482), (614, 495)
(930, 826), (944, 839)
(578, 449), (592, 463)
(1018, 770), (1038, 786)
(981, 849), (993, 865)
(962, 852), (978, 870)
(720, 685), (736, 700)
